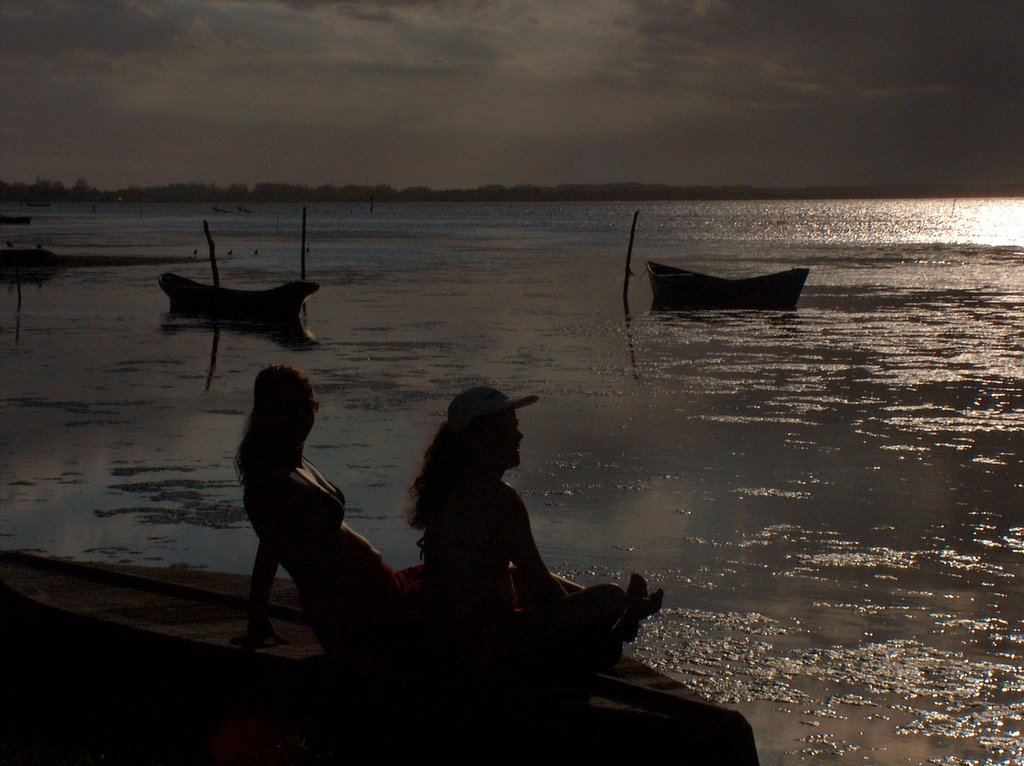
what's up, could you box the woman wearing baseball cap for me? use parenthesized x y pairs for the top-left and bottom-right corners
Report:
(409, 386), (663, 676)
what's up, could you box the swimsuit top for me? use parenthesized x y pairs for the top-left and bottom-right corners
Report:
(243, 457), (394, 650)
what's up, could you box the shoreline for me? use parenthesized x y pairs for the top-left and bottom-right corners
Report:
(1, 249), (200, 268)
(4, 181), (1024, 205)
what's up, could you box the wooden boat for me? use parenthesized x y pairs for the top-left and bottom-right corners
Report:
(0, 251), (63, 285)
(0, 550), (758, 764)
(159, 272), (318, 321)
(0, 214), (32, 224)
(647, 260), (809, 310)
(0, 247), (61, 268)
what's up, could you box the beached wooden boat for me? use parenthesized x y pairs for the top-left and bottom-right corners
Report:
(0, 214), (32, 224)
(158, 272), (318, 321)
(0, 550), (758, 764)
(0, 247), (61, 268)
(647, 260), (809, 309)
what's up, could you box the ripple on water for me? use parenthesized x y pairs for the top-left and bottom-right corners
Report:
(101, 478), (244, 528)
(635, 601), (1024, 756)
(1001, 527), (1024, 555)
(109, 465), (198, 477)
(627, 513), (1024, 760)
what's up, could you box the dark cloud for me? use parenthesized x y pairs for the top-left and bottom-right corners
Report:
(623, 1), (1024, 96)
(602, 0), (1024, 185)
(0, 0), (187, 60)
(1, 0), (1021, 188)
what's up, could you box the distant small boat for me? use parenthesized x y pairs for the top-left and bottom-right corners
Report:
(646, 261), (809, 310)
(158, 272), (318, 321)
(0, 215), (32, 225)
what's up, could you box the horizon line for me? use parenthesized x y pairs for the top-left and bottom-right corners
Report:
(3, 178), (1024, 204)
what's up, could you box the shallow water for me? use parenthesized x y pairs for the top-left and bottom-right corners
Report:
(2, 199), (1023, 763)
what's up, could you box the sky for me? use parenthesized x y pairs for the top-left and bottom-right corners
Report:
(1, 0), (1022, 190)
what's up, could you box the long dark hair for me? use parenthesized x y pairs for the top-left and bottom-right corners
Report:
(236, 365), (313, 485)
(408, 423), (472, 529)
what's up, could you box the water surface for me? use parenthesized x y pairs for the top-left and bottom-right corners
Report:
(2, 199), (1023, 764)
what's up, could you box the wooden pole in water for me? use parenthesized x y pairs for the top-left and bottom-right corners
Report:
(203, 219), (220, 288)
(15, 266), (22, 311)
(301, 206), (307, 280)
(623, 209), (639, 311)
(205, 326), (220, 392)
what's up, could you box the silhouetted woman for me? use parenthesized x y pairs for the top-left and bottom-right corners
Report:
(410, 386), (663, 676)
(237, 365), (421, 670)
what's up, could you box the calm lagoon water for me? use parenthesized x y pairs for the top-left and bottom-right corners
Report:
(2, 199), (1024, 763)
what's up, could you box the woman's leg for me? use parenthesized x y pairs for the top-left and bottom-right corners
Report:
(498, 572), (664, 674)
(497, 583), (626, 672)
(515, 582), (625, 639)
(616, 573), (665, 641)
(516, 572), (663, 641)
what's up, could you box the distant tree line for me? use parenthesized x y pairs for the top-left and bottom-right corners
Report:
(2, 177), (1022, 204)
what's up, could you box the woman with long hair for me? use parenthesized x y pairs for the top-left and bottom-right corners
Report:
(410, 386), (663, 675)
(237, 365), (421, 669)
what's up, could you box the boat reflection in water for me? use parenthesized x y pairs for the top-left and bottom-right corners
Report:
(1, 264), (65, 287)
(3, 254), (66, 344)
(161, 313), (317, 350)
(2, 248), (64, 292)
(161, 314), (317, 390)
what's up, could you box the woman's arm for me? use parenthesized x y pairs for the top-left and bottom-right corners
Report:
(504, 489), (567, 604)
(245, 540), (288, 645)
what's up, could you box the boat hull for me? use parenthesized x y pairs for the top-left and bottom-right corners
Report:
(0, 248), (61, 268)
(0, 551), (759, 764)
(159, 272), (318, 321)
(647, 261), (809, 309)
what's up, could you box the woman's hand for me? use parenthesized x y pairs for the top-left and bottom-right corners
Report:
(248, 614), (289, 646)
(233, 541), (287, 647)
(232, 614), (290, 648)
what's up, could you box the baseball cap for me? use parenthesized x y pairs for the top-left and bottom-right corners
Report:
(447, 386), (538, 433)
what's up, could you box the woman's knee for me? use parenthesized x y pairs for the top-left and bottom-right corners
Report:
(583, 582), (627, 616)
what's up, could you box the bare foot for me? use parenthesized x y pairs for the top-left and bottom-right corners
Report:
(616, 573), (664, 641)
(626, 572), (647, 603)
(626, 573), (664, 617)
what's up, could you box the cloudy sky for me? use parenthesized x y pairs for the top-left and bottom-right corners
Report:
(2, 0), (1021, 190)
